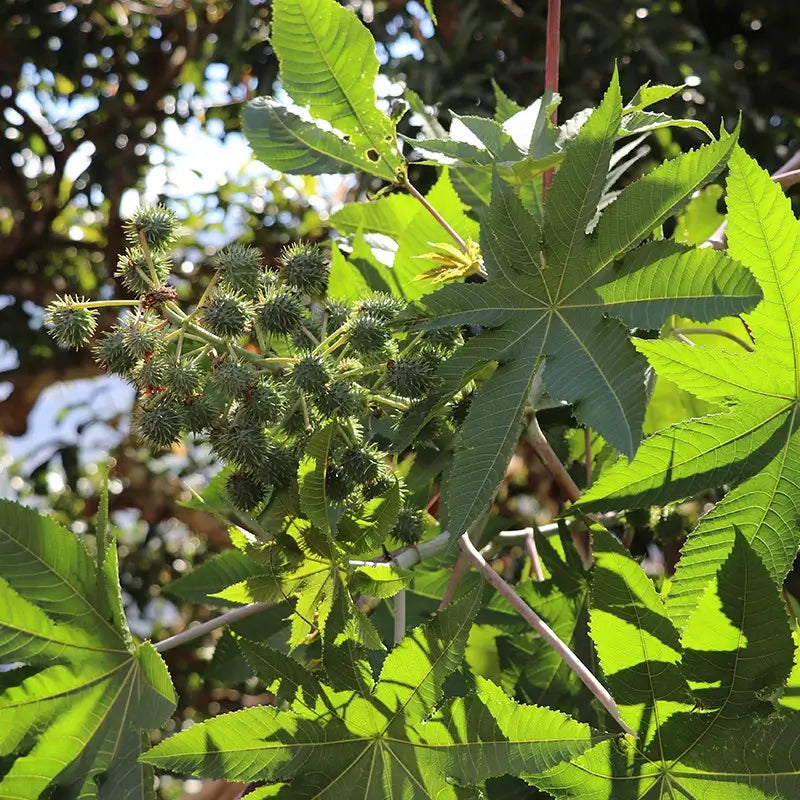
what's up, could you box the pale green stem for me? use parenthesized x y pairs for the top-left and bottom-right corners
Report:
(404, 178), (468, 253)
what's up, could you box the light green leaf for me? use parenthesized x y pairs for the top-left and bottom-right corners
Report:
(243, 98), (397, 179)
(166, 549), (261, 606)
(578, 146), (800, 629)
(527, 530), (800, 798)
(0, 500), (176, 799)
(270, 0), (403, 181)
(143, 589), (601, 796)
(297, 423), (339, 538)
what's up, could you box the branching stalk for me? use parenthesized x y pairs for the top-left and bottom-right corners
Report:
(404, 178), (468, 253)
(458, 531), (636, 737)
(154, 602), (272, 653)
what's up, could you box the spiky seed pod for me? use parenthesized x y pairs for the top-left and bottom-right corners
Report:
(182, 394), (220, 433)
(240, 380), (285, 425)
(133, 356), (168, 392)
(325, 300), (352, 331)
(291, 354), (330, 396)
(346, 315), (390, 355)
(215, 243), (263, 298)
(315, 381), (364, 418)
(278, 242), (330, 295)
(137, 401), (183, 448)
(164, 360), (200, 397)
(340, 445), (382, 485)
(256, 288), (305, 335)
(120, 316), (162, 359)
(325, 465), (356, 503)
(391, 507), (424, 545)
(93, 328), (137, 376)
(210, 419), (270, 470)
(357, 293), (404, 323)
(386, 355), (439, 397)
(115, 247), (171, 294)
(364, 474), (393, 500)
(45, 295), (98, 349)
(226, 468), (268, 511)
(261, 441), (298, 488)
(422, 326), (464, 353)
(202, 291), (252, 339)
(124, 204), (178, 252)
(209, 359), (257, 398)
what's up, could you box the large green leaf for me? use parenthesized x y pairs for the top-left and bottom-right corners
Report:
(527, 530), (800, 798)
(143, 589), (602, 797)
(244, 0), (403, 182)
(0, 500), (176, 799)
(578, 146), (800, 629)
(413, 75), (755, 535)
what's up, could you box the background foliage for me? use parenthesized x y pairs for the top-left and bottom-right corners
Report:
(2, 2), (800, 798)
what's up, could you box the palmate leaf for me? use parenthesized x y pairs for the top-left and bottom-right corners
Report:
(527, 530), (800, 799)
(413, 74), (759, 536)
(0, 500), (176, 799)
(578, 146), (800, 629)
(143, 589), (604, 797)
(243, 0), (403, 182)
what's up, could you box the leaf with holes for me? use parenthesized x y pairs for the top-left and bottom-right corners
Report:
(0, 499), (176, 799)
(411, 73), (758, 536)
(142, 589), (604, 797)
(243, 0), (404, 182)
(578, 146), (800, 629)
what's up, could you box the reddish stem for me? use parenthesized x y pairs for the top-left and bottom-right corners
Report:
(542, 0), (562, 199)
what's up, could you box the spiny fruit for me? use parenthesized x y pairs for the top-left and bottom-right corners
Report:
(238, 379), (285, 425)
(136, 401), (183, 448)
(291, 353), (330, 396)
(44, 296), (98, 350)
(209, 359), (257, 398)
(346, 315), (391, 355)
(202, 291), (253, 339)
(226, 468), (268, 511)
(164, 360), (200, 397)
(357, 293), (404, 323)
(116, 247), (171, 294)
(124, 204), (178, 252)
(93, 329), (137, 376)
(391, 507), (424, 545)
(120, 315), (162, 359)
(256, 288), (305, 335)
(278, 242), (329, 295)
(215, 243), (263, 298)
(386, 355), (439, 397)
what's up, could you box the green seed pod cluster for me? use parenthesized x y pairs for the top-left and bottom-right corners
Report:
(278, 242), (330, 295)
(43, 210), (460, 544)
(93, 329), (137, 376)
(45, 295), (98, 350)
(216, 244), (264, 298)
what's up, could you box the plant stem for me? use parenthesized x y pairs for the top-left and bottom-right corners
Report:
(525, 529), (545, 581)
(71, 299), (140, 310)
(542, 0), (562, 199)
(672, 327), (754, 353)
(458, 531), (636, 737)
(394, 589), (407, 645)
(438, 553), (467, 610)
(154, 602), (272, 654)
(404, 178), (468, 254)
(529, 413), (580, 503)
